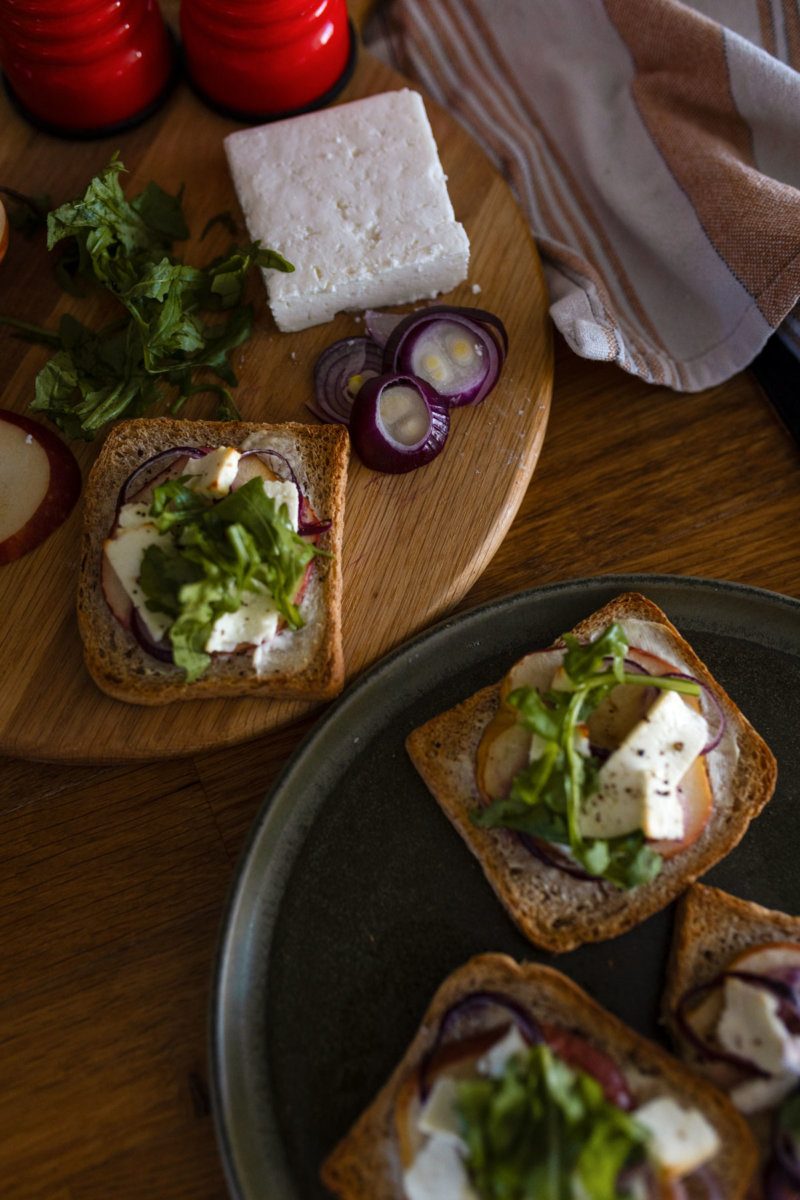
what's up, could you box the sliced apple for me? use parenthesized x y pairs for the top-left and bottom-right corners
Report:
(0, 409), (82, 564)
(475, 642), (714, 858)
(725, 941), (800, 978)
(475, 647), (563, 800)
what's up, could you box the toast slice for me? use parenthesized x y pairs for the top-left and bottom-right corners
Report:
(321, 952), (756, 1199)
(405, 593), (777, 953)
(664, 883), (800, 1192)
(664, 883), (800, 1030)
(77, 417), (349, 705)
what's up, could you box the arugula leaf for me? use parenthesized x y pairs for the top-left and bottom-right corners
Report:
(2, 156), (294, 439)
(139, 476), (321, 681)
(471, 622), (699, 889)
(456, 1043), (649, 1200)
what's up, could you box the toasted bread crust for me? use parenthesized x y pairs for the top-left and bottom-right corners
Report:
(405, 594), (777, 953)
(320, 953), (756, 1199)
(77, 418), (350, 705)
(664, 882), (800, 1046)
(663, 884), (800, 1193)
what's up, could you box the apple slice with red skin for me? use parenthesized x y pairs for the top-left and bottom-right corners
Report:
(475, 644), (713, 859)
(0, 408), (82, 565)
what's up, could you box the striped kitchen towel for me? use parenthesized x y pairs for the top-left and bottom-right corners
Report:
(364, 0), (800, 392)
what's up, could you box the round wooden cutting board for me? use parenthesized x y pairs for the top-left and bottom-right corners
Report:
(0, 49), (552, 762)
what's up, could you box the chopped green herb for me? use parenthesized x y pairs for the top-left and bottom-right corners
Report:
(139, 475), (323, 682)
(0, 157), (293, 439)
(456, 1042), (649, 1199)
(472, 623), (702, 889)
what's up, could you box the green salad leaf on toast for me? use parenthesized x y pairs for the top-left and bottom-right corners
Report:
(139, 474), (322, 682)
(456, 1042), (649, 1200)
(0, 157), (293, 439)
(472, 623), (702, 889)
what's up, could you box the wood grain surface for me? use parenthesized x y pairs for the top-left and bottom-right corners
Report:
(3, 6), (800, 1200)
(0, 48), (552, 762)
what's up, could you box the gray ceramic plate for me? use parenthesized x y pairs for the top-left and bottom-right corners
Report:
(210, 574), (800, 1200)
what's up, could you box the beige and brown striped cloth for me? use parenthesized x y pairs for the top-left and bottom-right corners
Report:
(364, 0), (800, 392)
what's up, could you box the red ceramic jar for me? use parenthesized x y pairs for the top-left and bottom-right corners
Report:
(180, 0), (355, 122)
(0, 0), (175, 136)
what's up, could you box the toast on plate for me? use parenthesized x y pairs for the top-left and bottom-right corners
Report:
(321, 952), (756, 1199)
(664, 883), (800, 1195)
(77, 417), (349, 705)
(406, 593), (777, 953)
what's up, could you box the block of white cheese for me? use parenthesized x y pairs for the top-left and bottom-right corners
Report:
(633, 1096), (720, 1180)
(224, 88), (470, 332)
(716, 975), (800, 1112)
(577, 689), (708, 841)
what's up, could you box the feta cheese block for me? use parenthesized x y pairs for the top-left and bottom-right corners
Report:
(577, 689), (708, 842)
(224, 88), (470, 332)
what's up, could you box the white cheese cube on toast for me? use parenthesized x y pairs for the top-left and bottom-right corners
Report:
(476, 1024), (529, 1077)
(578, 690), (707, 841)
(417, 1076), (466, 1148)
(103, 522), (172, 642)
(633, 1096), (720, 1180)
(224, 89), (470, 332)
(183, 447), (241, 496)
(717, 977), (800, 1081)
(205, 589), (280, 654)
(261, 478), (300, 530)
(403, 1136), (479, 1200)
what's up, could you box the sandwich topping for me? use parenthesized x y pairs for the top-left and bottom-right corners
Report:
(473, 622), (723, 889)
(398, 993), (721, 1199)
(676, 942), (800, 1194)
(102, 444), (328, 681)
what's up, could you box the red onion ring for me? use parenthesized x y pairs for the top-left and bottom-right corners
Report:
(663, 672), (726, 754)
(674, 969), (800, 1075)
(382, 306), (507, 408)
(309, 336), (383, 424)
(239, 448), (330, 537)
(418, 991), (544, 1102)
(517, 832), (598, 881)
(118, 446), (207, 509)
(363, 309), (403, 348)
(349, 372), (450, 474)
(131, 606), (174, 662)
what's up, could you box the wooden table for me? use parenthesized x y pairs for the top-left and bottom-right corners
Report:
(3, 10), (800, 1200)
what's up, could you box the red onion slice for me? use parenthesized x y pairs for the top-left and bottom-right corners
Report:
(310, 336), (384, 424)
(238, 448), (329, 538)
(517, 832), (598, 881)
(363, 309), (404, 348)
(674, 969), (800, 1075)
(349, 372), (450, 474)
(118, 446), (207, 509)
(382, 306), (507, 408)
(418, 991), (544, 1101)
(131, 606), (174, 662)
(661, 672), (726, 753)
